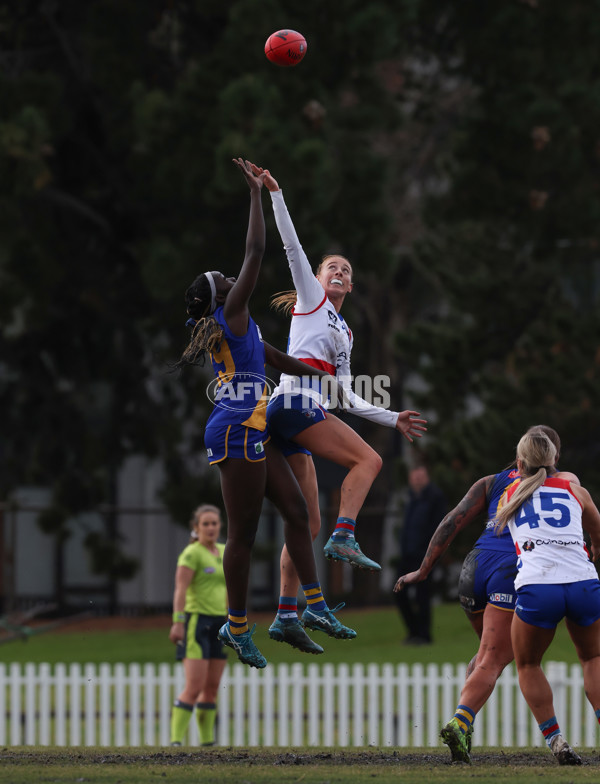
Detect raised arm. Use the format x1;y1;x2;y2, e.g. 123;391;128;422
393;475;495;592
249;163;325;312
223;158;266;336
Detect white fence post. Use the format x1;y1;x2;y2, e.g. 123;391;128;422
322;662;335;746
3;660;598;749
38;662;51;746
55;663;67;746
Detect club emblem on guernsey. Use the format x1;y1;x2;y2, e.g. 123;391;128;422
523;540;535;552
254;441;264;455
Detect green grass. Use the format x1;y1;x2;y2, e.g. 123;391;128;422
0;602;581;666
1;748;599;784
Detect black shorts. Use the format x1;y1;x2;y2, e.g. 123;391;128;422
175;613;228;661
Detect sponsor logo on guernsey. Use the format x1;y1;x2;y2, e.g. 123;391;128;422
523;538;581;549
254;441;264;455
206;448;213;457
204;567;216;574
206;372;276;412
327;310;340;331
490;592;513;604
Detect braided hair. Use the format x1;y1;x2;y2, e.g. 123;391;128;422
176;273;225;367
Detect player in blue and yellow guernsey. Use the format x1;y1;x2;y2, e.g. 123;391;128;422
169;505;227;746
394;425;576;763
175;158;355;669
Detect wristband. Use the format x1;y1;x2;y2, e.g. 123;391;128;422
172;611;186;623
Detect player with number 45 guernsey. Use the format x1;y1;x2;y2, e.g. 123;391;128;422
494;428;600;766
502;467;599;589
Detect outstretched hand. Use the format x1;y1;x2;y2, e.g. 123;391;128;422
249;161;280;192
233;157;266;191
395;410;428;442
393;570;424;593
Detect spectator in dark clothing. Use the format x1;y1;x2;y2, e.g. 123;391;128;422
395;464;447;644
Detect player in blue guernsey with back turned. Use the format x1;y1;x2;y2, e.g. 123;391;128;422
394;425;578;762
176;158;355;669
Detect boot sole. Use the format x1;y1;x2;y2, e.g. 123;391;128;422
324;551;381;571
301;621;356;640
268;629;323;654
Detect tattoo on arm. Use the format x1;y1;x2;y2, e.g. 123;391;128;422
417;476;494;575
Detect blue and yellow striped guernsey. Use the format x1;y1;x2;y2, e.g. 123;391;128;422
207;306;269;432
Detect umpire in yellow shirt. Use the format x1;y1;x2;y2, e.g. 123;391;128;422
169;504;227;746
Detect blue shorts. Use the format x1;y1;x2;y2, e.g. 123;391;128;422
458;548;518;614
515;579;600;629
266;393;327;458
204;423;269;464
176;613;228;661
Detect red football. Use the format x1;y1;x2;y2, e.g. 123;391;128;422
264;29;307;67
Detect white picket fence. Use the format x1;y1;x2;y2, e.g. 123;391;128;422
1;661;599;748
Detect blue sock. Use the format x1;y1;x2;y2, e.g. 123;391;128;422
277;596;298;623
539;716;560;747
596;708;600;724
453;704;476;735
302;582;327;612
332;517;356;539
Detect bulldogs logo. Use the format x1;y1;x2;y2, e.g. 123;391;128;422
522;540;535;552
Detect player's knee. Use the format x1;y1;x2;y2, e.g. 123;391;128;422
365;450;383;476
309;519;321;540
285;495;309;528
230;525;258;549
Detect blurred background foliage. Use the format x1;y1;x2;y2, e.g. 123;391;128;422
0;0;599;591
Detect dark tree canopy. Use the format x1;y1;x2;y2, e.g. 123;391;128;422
1;0;599;594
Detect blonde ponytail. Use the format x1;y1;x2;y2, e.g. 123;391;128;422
270;290;297;316
495;430;557;532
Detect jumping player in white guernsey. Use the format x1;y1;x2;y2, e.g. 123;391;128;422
249;162;426;649
495;428;600;766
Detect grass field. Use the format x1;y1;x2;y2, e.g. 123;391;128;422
1;748;600;784
0;602;582;666
0;605;596;782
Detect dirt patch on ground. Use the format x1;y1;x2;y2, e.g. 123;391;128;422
1;748;599;767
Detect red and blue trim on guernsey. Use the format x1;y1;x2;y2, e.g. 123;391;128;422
292;291;353;343
292;293;327;317
507;476;589;560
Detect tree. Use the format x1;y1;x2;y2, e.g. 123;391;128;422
0;1;431;604
398;0;600;531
